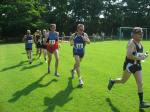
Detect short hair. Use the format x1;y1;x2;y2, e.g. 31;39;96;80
43;29;46;32
27;30;31;33
36;29;40;32
77;24;84;29
50;24;56;28
132;27;143;34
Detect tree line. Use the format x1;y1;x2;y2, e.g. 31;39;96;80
0;0;150;40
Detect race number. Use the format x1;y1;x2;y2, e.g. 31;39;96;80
76;44;83;49
49;40;55;45
28;40;32;43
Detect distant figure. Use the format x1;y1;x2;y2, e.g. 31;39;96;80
61;32;65;42
23;30;33;64
70;24;90;87
101;32;105;40
34;30;42;58
41;29;47;62
96;33;100;41
92;33;96;42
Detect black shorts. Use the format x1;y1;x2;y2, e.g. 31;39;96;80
26;48;32;51
123;62;142;74
36;43;42;48
41;44;47;49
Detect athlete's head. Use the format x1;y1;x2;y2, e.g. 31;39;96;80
43;29;46;35
27;30;31;35
50;24;56;32
36;29;40;34
77;24;84;34
39;30;42;34
132;27;143;42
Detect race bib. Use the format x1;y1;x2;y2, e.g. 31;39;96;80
76;44;83;49
49;40;55;45
28;40;32;43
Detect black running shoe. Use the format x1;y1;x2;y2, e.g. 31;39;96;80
55;72;60;77
108;79;114;90
48;67;50;73
139;102;150;109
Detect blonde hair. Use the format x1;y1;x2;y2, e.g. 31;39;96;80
27;30;31;34
77;24;84;29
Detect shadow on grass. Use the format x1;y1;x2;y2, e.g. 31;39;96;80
139;109;145;112
0;60;28;72
8;73;57;102
106;98;120;112
43;77;75;112
0;58;37;72
20;62;43;71
22;52;37;56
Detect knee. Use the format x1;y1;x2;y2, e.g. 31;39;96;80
75;62;80;67
121;79;127;84
55;57;59;62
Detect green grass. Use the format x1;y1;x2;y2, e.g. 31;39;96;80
0;41;150;112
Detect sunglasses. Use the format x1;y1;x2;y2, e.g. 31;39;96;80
79;29;84;31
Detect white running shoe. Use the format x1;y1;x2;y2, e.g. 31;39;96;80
79;79;84;87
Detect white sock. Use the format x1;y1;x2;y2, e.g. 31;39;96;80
78;77;82;80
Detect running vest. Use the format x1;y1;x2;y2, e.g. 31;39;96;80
25;35;32;48
36;35;41;43
47;32;58;45
125;40;143;64
73;33;86;54
41;35;45;45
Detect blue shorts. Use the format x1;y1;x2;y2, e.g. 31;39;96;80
25;44;32;51
73;48;84;58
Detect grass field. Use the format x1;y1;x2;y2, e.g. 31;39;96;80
0;41;150;112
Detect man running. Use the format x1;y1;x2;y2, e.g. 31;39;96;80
23;30;33;64
108;27;150;109
70;24;90;87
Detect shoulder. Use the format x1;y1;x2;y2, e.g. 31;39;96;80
70;33;76;40
127;39;136;49
72;33;77;38
128;39;134;46
72;33;76;36
55;31;59;35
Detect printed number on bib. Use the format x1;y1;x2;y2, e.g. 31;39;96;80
49;40;55;45
28;40;32;43
76;44;83;49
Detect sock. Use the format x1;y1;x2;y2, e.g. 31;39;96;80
138;92;143;104
111;80;115;84
78;77;82;80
